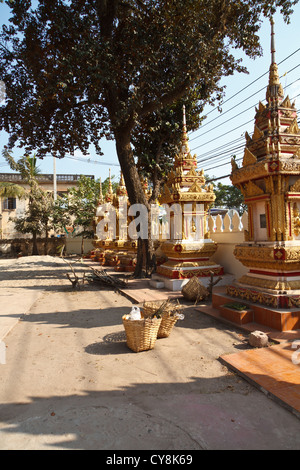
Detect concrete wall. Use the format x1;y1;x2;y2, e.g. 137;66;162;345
0;237;63;256
65;237;94;255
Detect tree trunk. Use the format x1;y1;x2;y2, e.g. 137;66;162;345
114;128;153;277
32;231;39;255
149;142;163;204
44;227;49;255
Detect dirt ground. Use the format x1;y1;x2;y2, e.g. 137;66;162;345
0;255;299;451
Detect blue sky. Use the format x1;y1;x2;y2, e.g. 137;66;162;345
0;2;299;185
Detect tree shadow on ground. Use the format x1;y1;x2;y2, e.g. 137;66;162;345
19;305;132;329
0;373;299;450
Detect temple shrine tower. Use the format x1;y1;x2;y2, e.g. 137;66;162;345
218;19;300;331
153;106;224;290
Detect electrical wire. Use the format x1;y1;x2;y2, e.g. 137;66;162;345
189;46;300;138
191;74;300;149
198;115;300;177
195;95;300;167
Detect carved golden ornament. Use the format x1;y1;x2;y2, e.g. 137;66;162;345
268;63;280;86
191;218;197;232
293;204;300;236
234;244;300;270
243;180;264;197
284;118;300;135
185;167;199;178
256;101;266;113
264;176;274;195
162;259;216;269
157;265;223;279
280;135;300;146
179;267;223;279
231;162;268;185
234;245;273;262
291;148;300;159
288;297;300;308
242;148;257;167
238;274;300;291
231;157;238;172
245;131;251;144
280;95;295;109
280;159;300;172
290;179;300;192
266;63;284;100
188;181;203;193
279;108;296;119
253;125;264;141
226;285;278;308
160;242;217;259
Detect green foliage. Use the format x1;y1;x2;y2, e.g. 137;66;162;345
224;302;247;311
133;95;203;199
213;182;246;214
5;151;55;252
0;0;297;267
0;0;297;162
11;183;54;237
3;148;40;183
53;174;117;238
0;181;26;198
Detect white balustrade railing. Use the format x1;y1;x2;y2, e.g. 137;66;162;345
207;210;248;234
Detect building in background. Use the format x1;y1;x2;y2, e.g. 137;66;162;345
0;173;94;239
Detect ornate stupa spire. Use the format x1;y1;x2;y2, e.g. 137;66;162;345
174;105;198;172
108;168;113;192
98;177;104;204
156;104;222;286
227;18;300;331
266;18;284;101
105;168;114;203
181;105;190;156
116;172;127;197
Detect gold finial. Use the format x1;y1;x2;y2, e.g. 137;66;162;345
108;168;113;193
270;17;275;64
266;18;284;101
181;105;190;155
105;168;114;202
117;171;127;196
120;172;125;186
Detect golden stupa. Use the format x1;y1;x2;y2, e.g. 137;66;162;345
215;19;300;331
153;106;224;290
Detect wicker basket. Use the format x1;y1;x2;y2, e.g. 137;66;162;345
142;300;182;338
122;314;162;352
181;276;209;302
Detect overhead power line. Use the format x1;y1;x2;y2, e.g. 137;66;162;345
197;115;300;175
190;69;300;147
42;154;120;167
196;96;300;166
189;46;300;137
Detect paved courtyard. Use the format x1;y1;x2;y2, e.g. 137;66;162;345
0;256;299;450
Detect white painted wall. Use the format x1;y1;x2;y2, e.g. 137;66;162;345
208;211;248;281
